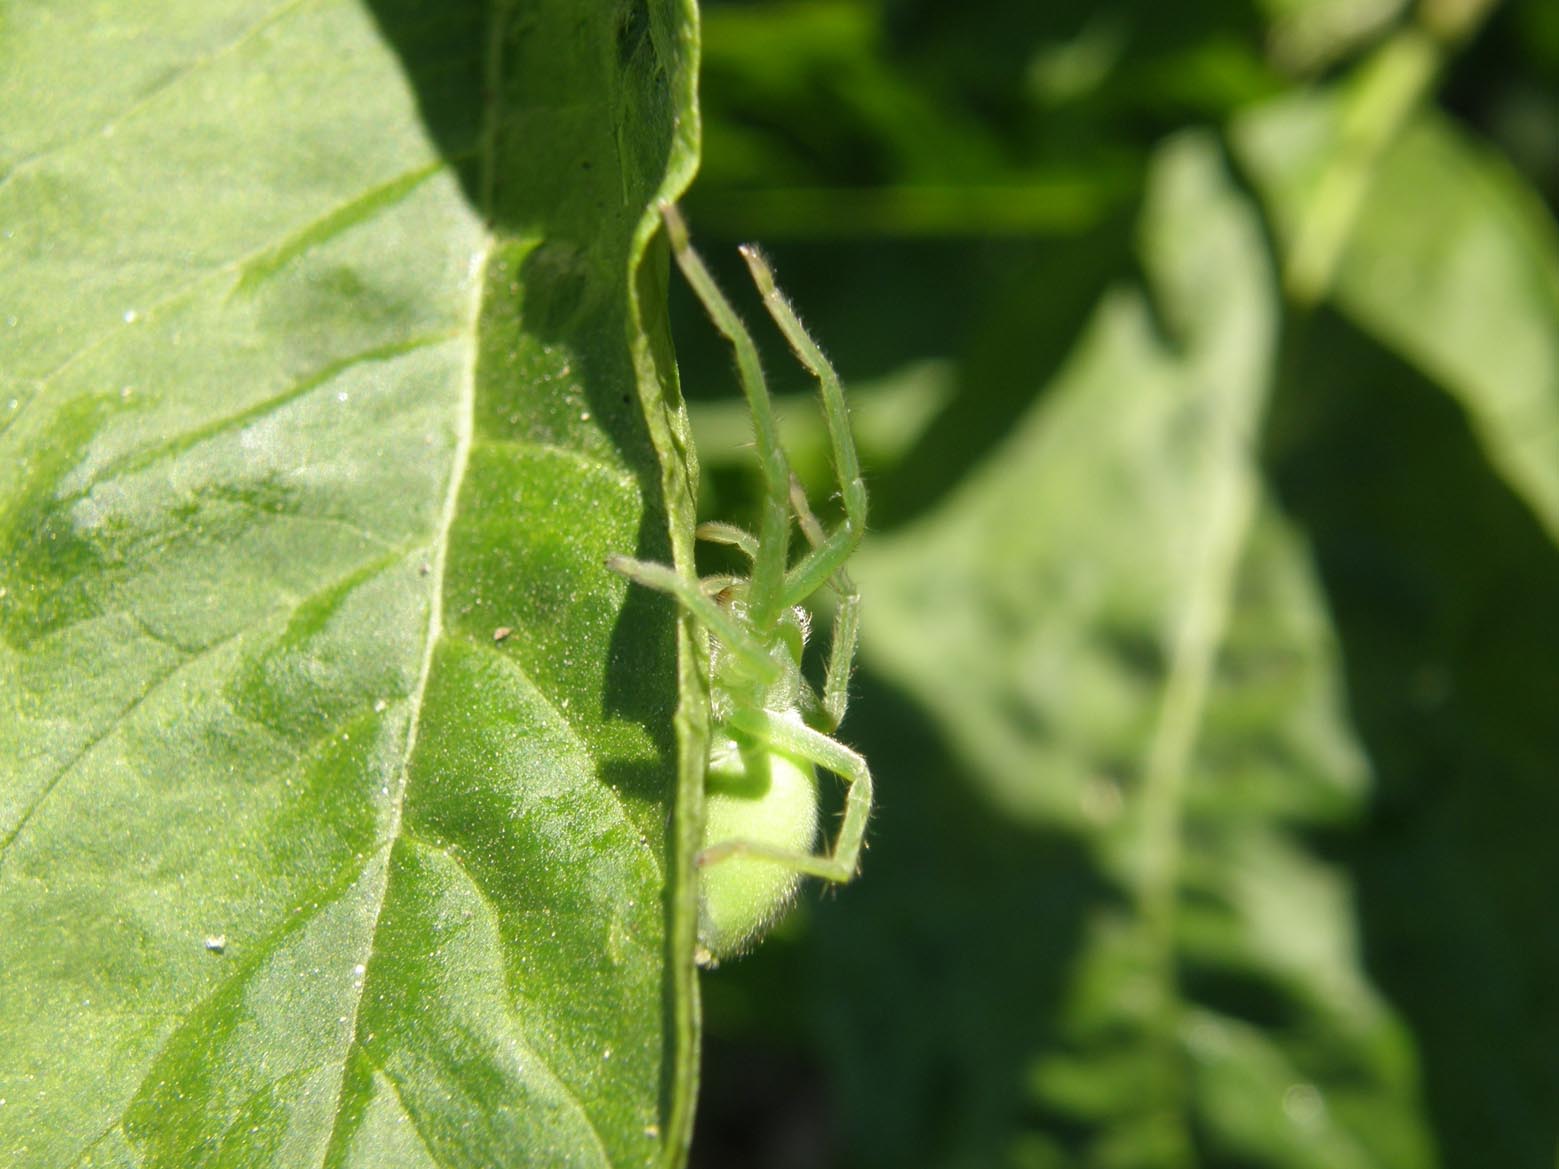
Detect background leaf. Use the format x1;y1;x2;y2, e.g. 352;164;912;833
680;2;1559;1168
0;2;700;1166
834;133;1430;1169
1232;73;1559;1167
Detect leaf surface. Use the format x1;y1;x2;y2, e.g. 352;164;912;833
0;3;699;1166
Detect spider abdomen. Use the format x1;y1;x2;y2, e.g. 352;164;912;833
696;733;820;961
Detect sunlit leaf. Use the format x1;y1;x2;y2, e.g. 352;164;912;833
0;3;700;1166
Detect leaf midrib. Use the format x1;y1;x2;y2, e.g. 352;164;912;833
309;2;504;1158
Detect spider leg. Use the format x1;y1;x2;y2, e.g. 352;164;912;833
606;554;780;687
788;476;858;732
698;709;873;884
738;245;867;611
662;204;792;631
817;590;859;732
695;521;758;561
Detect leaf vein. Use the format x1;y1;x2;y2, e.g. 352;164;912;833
0;625;241;867
392;835;617;1169
480;646;663;881
353;1047;444;1166
0;549;416;866
15;172;462;436
311;219;490;1166
59;330;465;498
232;160;456;294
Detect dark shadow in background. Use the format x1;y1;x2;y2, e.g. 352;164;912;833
871;217;1135;530
1268;310;1559;1169
677;0;1279;535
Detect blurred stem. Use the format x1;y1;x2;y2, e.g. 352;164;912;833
1136;416;1263;1169
1284;0;1498;304
1133;140;1282;1163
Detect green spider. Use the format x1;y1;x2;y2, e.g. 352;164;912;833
609;204;872;964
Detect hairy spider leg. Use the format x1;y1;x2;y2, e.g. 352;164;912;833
694;521;759;560
788;477;859;733
738;245;868;612
605;554;781;688
816;592;859;732
698;707;874;883
661;203;793;633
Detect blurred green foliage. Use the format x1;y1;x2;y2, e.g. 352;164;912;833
677;2;1559;1167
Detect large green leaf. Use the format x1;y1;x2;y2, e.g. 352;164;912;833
837;134;1433;1166
0;3;701;1166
